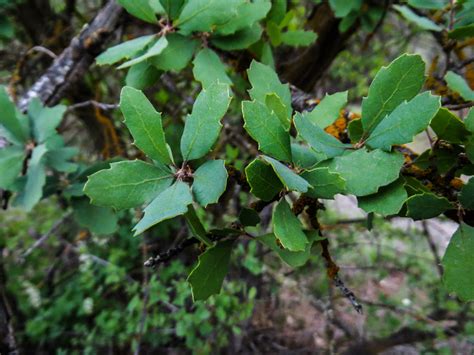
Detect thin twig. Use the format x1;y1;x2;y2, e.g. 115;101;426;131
333;275;363;314
421;221;443;278
444;102;474;110
21;212;72;259
26;46;57;59
425;130;434;149
455;57;474;70
67;100;119;112
144;237;200;268
134;246;150;355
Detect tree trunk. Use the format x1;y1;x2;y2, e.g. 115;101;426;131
279;2;359;91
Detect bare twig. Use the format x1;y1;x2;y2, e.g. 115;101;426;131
21;212;72;259
444;102;474;110
144;237;200;268
421;221;443;278
18;0;123;111
455;57;474;70
67;100;118;112
26;46;57;59
333;275;363;314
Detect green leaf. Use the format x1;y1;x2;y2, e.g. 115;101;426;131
96;35;156;66
150;33;198;71
245;158;283;201
272;198;308;251
294;112;348;159
192;48;232;88
306;91;347;128
28;99;67;143
242;100;291;162
0;146;24;189
176;0;243;34
125;62;161;90
45;147;78;173
262;155;311;193
265;93;290;129
322;148;404;196
180;82;231;161
280;30;318;47
133;181;193;236
266;0;287;24
247;60;292;117
361;54;425;136
393;5;442;31
362;7;384;32
192;160;228;207
215;0;271;35
405;192;452;220
465;108;474;132
260;42;275;68
339;10;358;32
188;239;235;301
159;0;186;19
150;0;166;14
302;167;346;199
84;160;174;210
72;198;118;235
329;0;362;17
120;86;172;164
442;223;474;301
366;92;440;150
449;24;474;40
466;110;474;163
0;86;28;144
430;108;471;144
291;144;320;169
347;119;363;142
445;71;474;101
266;20;281;46
358;179;407;216
407;0;446;10
459;177;474;210
184;205;213;246
467;138;474;163
0;14;13;39
403;176;431;195
14;144;48;211
117;0;158;23
238;208;260;227
414;147;460;175
257;231;322;267
117;37;168;69
211;24;263;51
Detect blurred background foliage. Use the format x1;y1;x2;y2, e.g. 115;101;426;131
2;197;473;353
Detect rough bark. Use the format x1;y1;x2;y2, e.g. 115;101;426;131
279;2;359;91
18;0;123;112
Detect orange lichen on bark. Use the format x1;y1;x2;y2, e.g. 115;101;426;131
455;46;474;89
450;177;464;190
93;106;123;158
324;111;349;139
